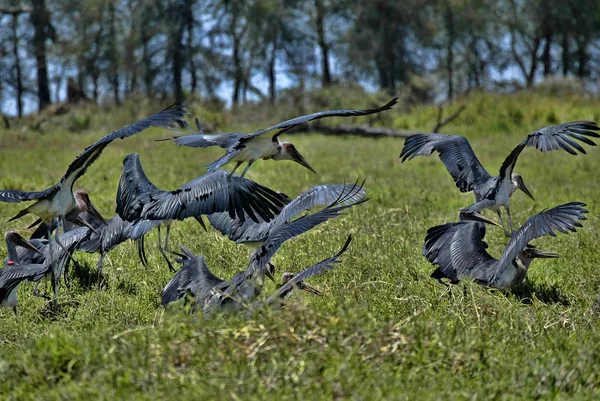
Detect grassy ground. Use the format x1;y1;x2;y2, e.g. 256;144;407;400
1;90;600;399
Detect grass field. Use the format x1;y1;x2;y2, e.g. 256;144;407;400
1;90;600;399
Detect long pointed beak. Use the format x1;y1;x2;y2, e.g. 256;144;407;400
298;281;323;296
86;200;107;226
194;215;208;232
13;234;43;255
459;210;501;227
519;180;535;201
73;215;100;235
293;153;317;174
532;248;561;259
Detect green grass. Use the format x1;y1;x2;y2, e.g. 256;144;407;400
1;90;600;399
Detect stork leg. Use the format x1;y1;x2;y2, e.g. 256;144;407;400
33;281;51;300
163;224;184;258
12;305;17;316
157;225;176;272
506;206;515;237
496;210;511;238
229;162;243;176
240;161;254;178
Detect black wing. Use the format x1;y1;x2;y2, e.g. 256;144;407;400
497;202;588;269
249;187;368;271
0;264;48;297
265;235;352;304
159;132;245;149
498;121;600;178
0;102;188;204
423;221;496;282
208;183;364;243
162;248;224;306
400;134;492;193
242;98;398;141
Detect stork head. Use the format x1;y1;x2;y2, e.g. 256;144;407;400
4;231;42;255
511;173;535;201
274;142;317;174
517;244;560;267
73;190;107;225
281;272;323;296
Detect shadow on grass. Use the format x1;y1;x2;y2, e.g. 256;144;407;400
70;259;104;290
509;280;571;306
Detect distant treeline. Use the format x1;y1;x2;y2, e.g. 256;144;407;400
1;0;599;116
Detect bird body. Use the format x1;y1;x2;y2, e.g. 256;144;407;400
423;202;587;288
0;102;187;230
401;122;599;235
160;98;398;176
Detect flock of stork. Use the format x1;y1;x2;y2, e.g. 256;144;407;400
0;98;598;317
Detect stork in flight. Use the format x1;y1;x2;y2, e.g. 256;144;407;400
159;98;398;177
0;102;188;241
400;121;599;236
422;202;588;289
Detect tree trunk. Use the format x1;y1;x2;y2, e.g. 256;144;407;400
542;33;552;76
268;43;276;103
185;0;197;94
30;0;52;111
315;0;331;87
576;37;587;78
561;33;569;76
445;2;454;101
11;14;23;117
108;3;120;104
172;4;185;101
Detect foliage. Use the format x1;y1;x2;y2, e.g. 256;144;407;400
0;91;600;398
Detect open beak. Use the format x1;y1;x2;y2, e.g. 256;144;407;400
518;180;535;201
293;153;317;174
459;210;501;227
298;282;323;296
86;199;107;226
532;248;561;259
13;233;43;255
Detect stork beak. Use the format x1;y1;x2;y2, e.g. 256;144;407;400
12;233;42;255
194;215;208;232
518;180;535;201
531;248;561;259
73;215;100;235
292;153;317;174
265;263;276;283
459;210;501;227
86;199;107;226
298;282;323;296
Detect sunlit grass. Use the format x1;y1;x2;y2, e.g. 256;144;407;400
1;90;600;399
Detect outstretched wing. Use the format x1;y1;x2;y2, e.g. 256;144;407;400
0;264;48;297
497;202;588;269
208;183;365;243
249;187;368;271
524;121;599;154
242;98;398;142
498;121;600;178
423;221;496;282
265;235;352;304
158;132;245;149
0;102;188;204
400;134;492;193
162;249;223;306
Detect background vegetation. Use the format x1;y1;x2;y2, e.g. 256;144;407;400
2;0;600;117
0;88;599;399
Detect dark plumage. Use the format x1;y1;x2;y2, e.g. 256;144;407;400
422;202;588;288
400;121;599;235
159;98;398;177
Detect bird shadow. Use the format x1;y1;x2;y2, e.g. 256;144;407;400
70;259;104;290
508;281;571;306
